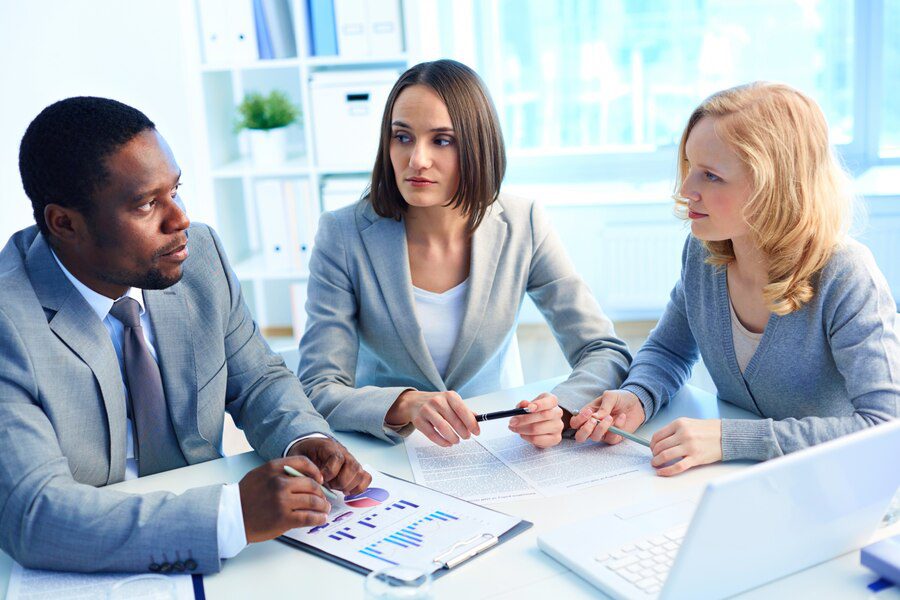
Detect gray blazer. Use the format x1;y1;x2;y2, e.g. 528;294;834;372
0;225;332;573
298;194;632;443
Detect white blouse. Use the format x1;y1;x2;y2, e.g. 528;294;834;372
412;279;523;387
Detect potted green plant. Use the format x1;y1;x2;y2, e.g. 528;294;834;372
235;90;300;166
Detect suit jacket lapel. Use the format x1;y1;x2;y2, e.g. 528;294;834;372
358;205;445;390
444;204;508;387
26;234;127;484
144;286;220;462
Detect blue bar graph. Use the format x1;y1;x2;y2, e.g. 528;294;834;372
400;500;419;508
359;549;397;565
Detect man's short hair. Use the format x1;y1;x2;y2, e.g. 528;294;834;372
19;96;156;236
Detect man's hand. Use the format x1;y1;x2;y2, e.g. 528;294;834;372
507;393;565;448
239;456;331;543
287;437;372;495
569;390;646;444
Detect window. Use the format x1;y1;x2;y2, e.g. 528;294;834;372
484;0;853;153
436;0;899;181
881;0;900;156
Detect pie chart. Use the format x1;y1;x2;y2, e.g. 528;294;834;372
344;487;389;508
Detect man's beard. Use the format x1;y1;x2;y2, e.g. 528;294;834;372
98;263;183;290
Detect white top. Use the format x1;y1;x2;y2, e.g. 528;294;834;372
413;279;470;378
729;299;763;374
412;279;524;388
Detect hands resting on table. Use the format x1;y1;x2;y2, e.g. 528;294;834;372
385;386;723;477
386;389;565;449
569;390;723;477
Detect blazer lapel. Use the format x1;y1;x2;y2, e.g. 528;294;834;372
26;234;127;484
358;206;445;390
144;286;220;462
444;204;508;387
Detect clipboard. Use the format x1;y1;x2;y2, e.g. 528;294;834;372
277;471;533;579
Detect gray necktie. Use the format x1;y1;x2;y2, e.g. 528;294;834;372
110;297;187;476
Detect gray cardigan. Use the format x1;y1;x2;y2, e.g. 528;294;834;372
622;236;900;461
298;195;632;443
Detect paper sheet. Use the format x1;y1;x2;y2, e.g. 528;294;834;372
405;419;653;500
281;469;521;573
404;422;539;504
6;562;195;600
478;427;654;496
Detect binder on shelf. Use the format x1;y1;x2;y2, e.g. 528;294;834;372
333;0;368;57
227;0;260;62
255;179;293;271
198;0;232;64
253;0;275;59
307;0;338;56
281;179;319;272
366;0;403;57
262;0;297;58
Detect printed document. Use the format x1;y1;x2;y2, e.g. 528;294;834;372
478;427;653;495
405;419;652;500
6;563;195;599
405;426;539;504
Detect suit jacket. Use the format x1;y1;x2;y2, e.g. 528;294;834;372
0;224;332;573
298;194;632;443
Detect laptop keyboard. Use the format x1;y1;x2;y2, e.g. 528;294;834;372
593;524;688;596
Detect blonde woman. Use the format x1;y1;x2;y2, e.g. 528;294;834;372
570;82;900;475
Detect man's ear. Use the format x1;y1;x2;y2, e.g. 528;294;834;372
44;204;89;245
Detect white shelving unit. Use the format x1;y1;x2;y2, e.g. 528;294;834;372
184;0;412;348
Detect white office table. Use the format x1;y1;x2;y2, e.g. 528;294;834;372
1;379;897;599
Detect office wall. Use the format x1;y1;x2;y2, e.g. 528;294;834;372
0;0;205;243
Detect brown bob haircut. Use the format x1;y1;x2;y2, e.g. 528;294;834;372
368;59;506;231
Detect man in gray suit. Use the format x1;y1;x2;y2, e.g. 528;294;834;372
0;97;371;573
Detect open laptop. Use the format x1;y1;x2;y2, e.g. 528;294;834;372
538;419;900;599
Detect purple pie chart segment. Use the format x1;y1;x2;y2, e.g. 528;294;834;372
344;487;389;508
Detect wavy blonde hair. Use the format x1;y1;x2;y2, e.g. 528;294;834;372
674;82;853;315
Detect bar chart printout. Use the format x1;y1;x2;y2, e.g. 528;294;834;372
281;470;521;573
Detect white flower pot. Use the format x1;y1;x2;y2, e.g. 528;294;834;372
248;127;288;166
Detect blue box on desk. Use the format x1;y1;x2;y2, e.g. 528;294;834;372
862;534;900;585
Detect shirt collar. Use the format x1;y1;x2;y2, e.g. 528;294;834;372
50;249;146;321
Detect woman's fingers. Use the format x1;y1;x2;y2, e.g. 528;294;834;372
521;433;562;449
447;392;480;436
412;403;456;446
587;414;614;442
510;411;564;436
569;405;596;430
655;454;694;477
651;446;687;468
601;413;629;445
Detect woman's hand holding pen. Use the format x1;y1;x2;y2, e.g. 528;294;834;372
507;393;565;448
569;390;646;444
387;390;480;447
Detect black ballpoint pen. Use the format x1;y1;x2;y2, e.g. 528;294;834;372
474;407;530;422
